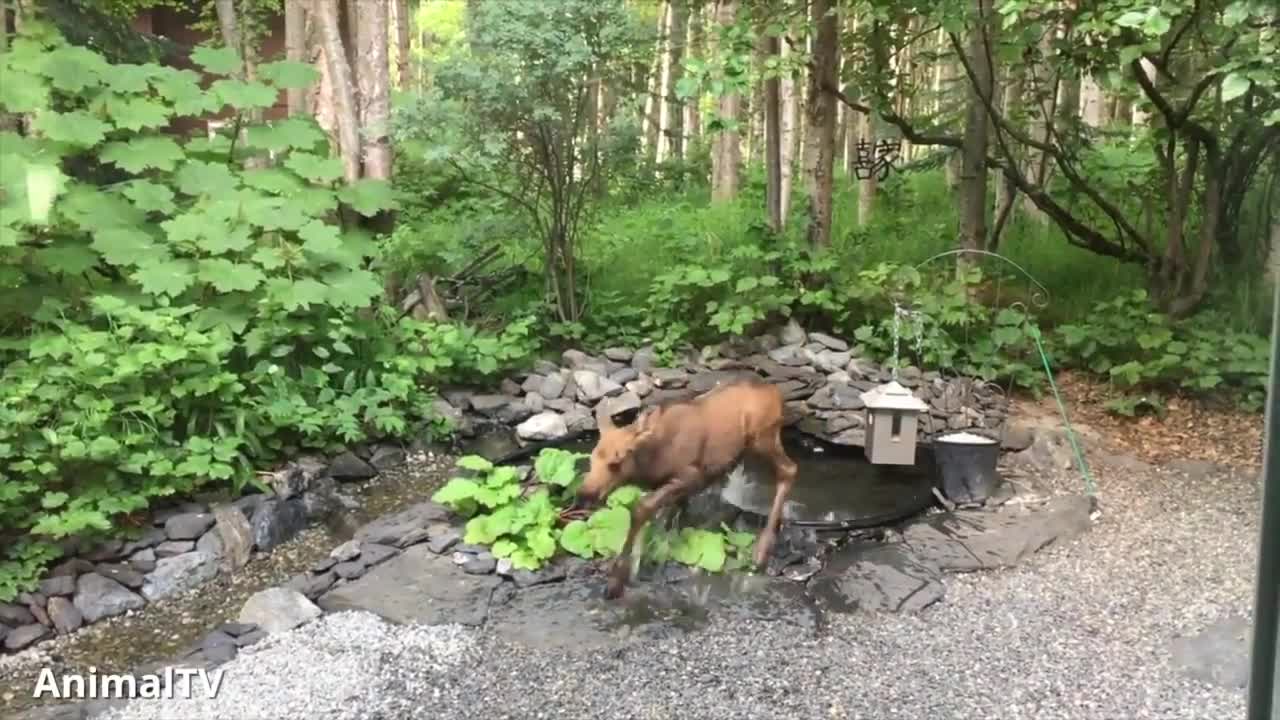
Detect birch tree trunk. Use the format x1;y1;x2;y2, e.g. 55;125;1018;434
780;25;799;224
355;1;392;181
644;3;668;165
686;1;704;145
762;32;782;232
667;0;688;164
803;0;838;247
285;0;308;115
710;0;741;203
314;0;362;183
393;0;413;90
857;111;876;227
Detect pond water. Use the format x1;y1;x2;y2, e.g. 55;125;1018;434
463;426;939;531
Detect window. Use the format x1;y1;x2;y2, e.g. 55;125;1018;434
890;412;902;440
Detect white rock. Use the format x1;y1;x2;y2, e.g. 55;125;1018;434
239;587;322;634
516;411;569;441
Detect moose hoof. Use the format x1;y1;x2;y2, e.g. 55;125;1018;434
604;577;626;600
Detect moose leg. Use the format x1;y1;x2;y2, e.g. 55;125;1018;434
750;425;799;569
606;468;705;600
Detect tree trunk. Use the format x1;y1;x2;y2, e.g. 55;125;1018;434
958;0;994;266
355;1;392;182
314;0;362;183
710;0;741;203
645;3;668;165
762;32;782;232
857;111;876;227
780;25;799;225
667;0;688;164
285;0;308;115
686;1;704;144
803;0;838;246
393;0;412;90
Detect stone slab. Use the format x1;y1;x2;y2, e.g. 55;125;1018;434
317;545;501;627
1168;615;1252;689
902;494;1092;572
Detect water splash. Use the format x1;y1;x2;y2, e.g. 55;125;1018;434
889;302;927;379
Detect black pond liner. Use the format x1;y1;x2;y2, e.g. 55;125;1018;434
460;423;940;532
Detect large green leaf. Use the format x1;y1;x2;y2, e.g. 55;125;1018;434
101;137;184;173
32;111;111;147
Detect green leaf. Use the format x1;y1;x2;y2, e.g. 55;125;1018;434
122;180;176;214
36;242;98;275
32;111;111;147
1223;1;1251;27
198;259;266;293
200;224;254;254
1115;10;1147;28
285;152;345;183
105;96;172;131
456;455;495;472
100;136;185;174
0;68;50;113
605;485;644;509
533;448;583;487
92;227;158;267
671;528;726;572
190;45;242;76
245;118;326;153
211;79;278;111
258;60;320;89
252;246;288;269
337;179;398;216
41;491;69;509
39;44;110;91
559;520;593;557
175;160;239;196
432;477;482;515
132;258;196;296
323;267;383;308
1221;73;1251;102
526;527;556;560
299;220;343;255
106;63;158;94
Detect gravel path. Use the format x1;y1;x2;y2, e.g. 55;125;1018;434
93;449;1259;720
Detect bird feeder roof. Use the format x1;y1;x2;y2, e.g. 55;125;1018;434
860;380;930;411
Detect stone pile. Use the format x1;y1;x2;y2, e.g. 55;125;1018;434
439;320;1013;449
0;444;410;656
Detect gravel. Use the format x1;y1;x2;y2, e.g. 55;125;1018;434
71;444;1270;720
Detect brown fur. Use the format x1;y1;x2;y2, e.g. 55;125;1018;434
580;379;798;600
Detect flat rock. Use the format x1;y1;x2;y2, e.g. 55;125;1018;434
201;630;238;665
354;501;449;546
902;495;1093;572
806;382;865;411
251;498;308;552
572;370;623;403
129;549;157;574
163;512;215;541
808;332;848;351
285;571;336;600
469;394;514;417
516;411;569;441
73;573;145;623
318;545;501;627
596;390;641;419
38;575;76;597
212;503;253;570
1169;615;1252;689
3;623;50;651
155;540;196;558
268;465;307;500
239;587;322;634
328;451;377;481
426;525;462;554
688;370;760;395
0;602;35;626
121;528;167;555
195;529;223;560
538;372;567;400
46;596;82;634
809;542;945;614
95;563;145;589
142;550;219;602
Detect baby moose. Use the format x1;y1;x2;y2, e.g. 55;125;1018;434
577;379;799;600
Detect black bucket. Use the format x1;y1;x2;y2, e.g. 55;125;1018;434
930;431;1001;504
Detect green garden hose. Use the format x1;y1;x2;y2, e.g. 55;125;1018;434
1030;328;1098;499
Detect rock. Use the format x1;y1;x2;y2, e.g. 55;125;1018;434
46;596;82;635
233;493;267;520
1169;616;1252;689
538;372;567;400
604;347;634;362
212;504;253;570
469;394;513;417
301;476;348;520
808;332;849;351
121;528;167;555
328;451;377;482
38;575;75;597
267;465;307;500
523;391;546;413
511;564;568;588
625;377;654;397
497;400;537;424
354;501;449;546
218;621;258;637
903;495;1093;571
333;561;366;580
426;525;462;555
142;551;218;602
73;573;145;623
129;548;157;574
560;348;593;369
609;367;639;385
251;498;308;552
330;539;362;562
829;428;867;446
545;397;575;413
4;623;50;651
82;539;127;562
462;554;497;575
196;528;224;560
810;542;944;613
312;556;338;572
500;377;523;396
234;629;267;647
520;374;545;394
562;407;595;434
48;558;95;578
0;602;35;626
846;357;879;379
430;398;473;436
775;378;818;402
688;370;760;395
201;630;238;665
360;543;398;568
572;370;622;403
778;319;807;345
649;368;689;388
631;347;659;371
395;527;432;549
285;571;336;600
163;512;215;541
239;587;322;634
597;390;642;419
1001;423;1035;451
825;413;863;434
807;382;866;411
516;411;569;441
317;545;502;627
20;592;50;627
95;563;145;589
810;348;852;374
768;344;809;367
